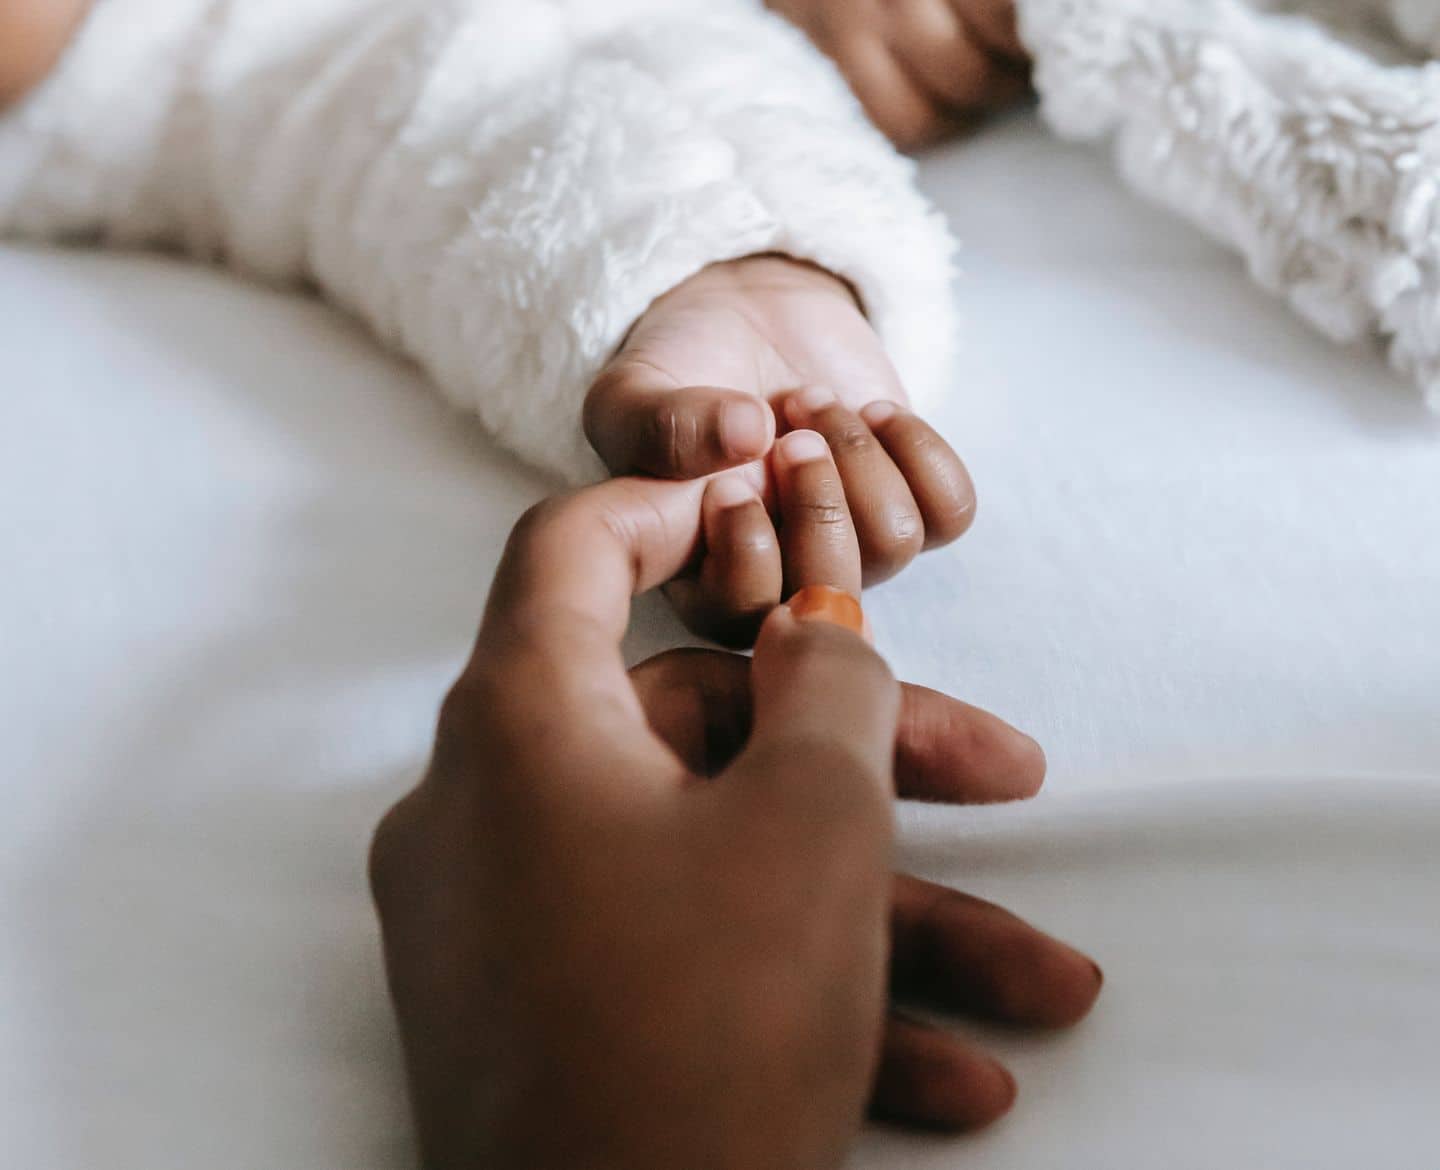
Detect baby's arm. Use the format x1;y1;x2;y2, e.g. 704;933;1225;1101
0;0;956;487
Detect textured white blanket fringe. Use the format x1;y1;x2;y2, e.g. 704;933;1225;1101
0;0;956;483
1021;0;1440;404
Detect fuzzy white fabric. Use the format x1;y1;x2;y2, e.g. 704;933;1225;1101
0;0;956;483
1020;0;1440;404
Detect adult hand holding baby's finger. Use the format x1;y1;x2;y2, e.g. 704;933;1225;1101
370;473;1100;1169
372;474;900;1169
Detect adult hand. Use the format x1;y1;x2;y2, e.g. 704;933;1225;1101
370;468;1101;1170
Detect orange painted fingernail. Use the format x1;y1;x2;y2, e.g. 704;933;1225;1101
787;585;867;637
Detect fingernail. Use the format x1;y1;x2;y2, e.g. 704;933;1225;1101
707;473;754;510
1089;960;1105;988
721;400;771;459
778;429;829;465
785;385;837;427
787;585;866;637
860;400;899;426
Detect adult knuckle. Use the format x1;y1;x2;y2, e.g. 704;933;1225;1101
597;478;676;566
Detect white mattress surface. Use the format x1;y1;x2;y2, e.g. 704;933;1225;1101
3;114;1438;1167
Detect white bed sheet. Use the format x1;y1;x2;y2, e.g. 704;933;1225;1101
3;113;1438;1168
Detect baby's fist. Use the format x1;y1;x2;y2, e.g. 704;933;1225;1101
584;255;975;645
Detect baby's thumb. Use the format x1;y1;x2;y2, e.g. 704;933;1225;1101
725;587;900;835
584;369;774;479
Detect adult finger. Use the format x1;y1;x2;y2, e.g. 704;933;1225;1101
861;402;976;548
785;387;923;586
584;366;774;478
895;684;1046;803
870;1012;1017;1132
724;592;899;831
632;650;1044;803
773;430;863;598
890;875;1104;1028
454;477;712;786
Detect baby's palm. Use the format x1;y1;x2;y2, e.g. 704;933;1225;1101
585;254;907;481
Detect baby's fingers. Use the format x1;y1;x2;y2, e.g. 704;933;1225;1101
773;430;863;598
664;475;782;647
785;387;924;586
861;402;976;549
584;373;774;479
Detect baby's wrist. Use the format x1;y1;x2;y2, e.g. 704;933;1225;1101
690;253;864;313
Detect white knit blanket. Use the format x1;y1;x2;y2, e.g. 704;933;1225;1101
1021;0;1440;403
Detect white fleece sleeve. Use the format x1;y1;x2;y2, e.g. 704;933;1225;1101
0;0;957;483
1020;0;1440;408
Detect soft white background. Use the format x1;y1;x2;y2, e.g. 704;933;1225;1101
3;113;1438;1168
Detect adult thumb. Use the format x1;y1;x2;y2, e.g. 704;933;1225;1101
726;587;901;831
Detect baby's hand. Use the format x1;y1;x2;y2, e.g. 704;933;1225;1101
584;255;974;645
766;0;1030;148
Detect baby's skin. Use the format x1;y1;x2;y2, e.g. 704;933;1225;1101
768;0;1031;148
0;0;88;105
585;255;976;644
